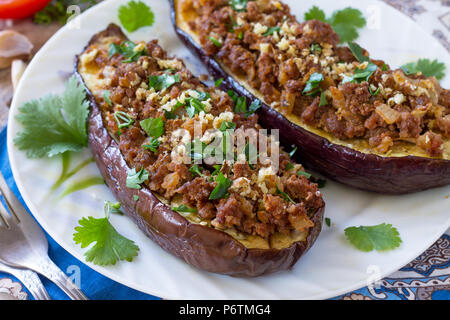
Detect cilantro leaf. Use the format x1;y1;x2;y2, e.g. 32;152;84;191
108;41;147;63
209;172;232;200
319;91;328;106
208;36;222;47
14;75;89;158
104;200;123;216
303;72;324;95
73;216;139;266
230;0;248;12
348;42;370;62
143;137;160;153
344;223;402;252
304;6;326;22
171;204;197;213
263;26;281;37
342;62;377;84
276;185;295;204
118;0;155;32
297;170;312;179
400;58;446;80
325;217;331;227
140;117;164;138
189;164;203;177
328;8;366;43
148;73;181;91
304;6;366;43
126;168;149;189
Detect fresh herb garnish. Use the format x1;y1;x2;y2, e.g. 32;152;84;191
185;97;206;118
148;73;181;91
108;41;147;63
209;172;233;200
219;121;237;132
103;90;112;106
215;78;224;87
297;170;312;179
14;75;89;158
126;168;149;189
310;43;322;54
228;91;260;117
143;137;160;153
262;26;280;37
342;63;377;84
230;0;248;12
348;42;370;62
73;214;139;266
285;162;294;171
114;111;134;135
304;6;366;43
104;200;123;216
303;73;324;96
208;36;222;47
369;86;380;96
319;91;328;106
344;223;402;252
34;0;99;25
171;204;197;213
189;164;203;177
133;195;139;201
276;185;295;204
140;117;164;138
325;217;331;227
188;139;208;161
400;58;446;80
211;165;222;176
289;147;297;158
118;0;155;32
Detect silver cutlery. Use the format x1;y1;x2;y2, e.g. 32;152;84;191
0;261;50;300
0;172;87;300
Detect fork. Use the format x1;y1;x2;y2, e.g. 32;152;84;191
0;172;88;300
0;261;51;300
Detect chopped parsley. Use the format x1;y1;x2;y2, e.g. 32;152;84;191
215;78;224;87
228;91;261;117
342;63;377;84
118;0;155;32
348;42;370;62
230;0;249;12
103;90;112;106
126;168;149;189
114;111;134;135
262;26;280;37
108;41;147;63
276;185;295;204
303;73;324;96
208;36;222;47
319;91;328;106
325;217;331;227
344;223;402;252
304;6;366;43
143;137;160;153
73;214;139;266
14;75;89;158
148;73;181;91
140;117;164;138
310;43;322;54
189;164;203;177
171;204;197;214
219;121;237;132
104;200;123;216
297;170;312;179
285;162;294;171
209;172;233;200
400;58;446;80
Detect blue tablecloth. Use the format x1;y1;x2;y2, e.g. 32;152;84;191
0;127;160;300
0;126;448;300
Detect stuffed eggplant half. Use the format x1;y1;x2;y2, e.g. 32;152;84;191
171;0;450;194
75;24;324;277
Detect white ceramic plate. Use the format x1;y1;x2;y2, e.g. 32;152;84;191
7;0;450;299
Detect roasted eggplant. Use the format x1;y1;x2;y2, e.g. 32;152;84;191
171;0;450;194
75;24;324;277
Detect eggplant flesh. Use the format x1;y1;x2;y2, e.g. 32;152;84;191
75;24;325;277
171;0;450;194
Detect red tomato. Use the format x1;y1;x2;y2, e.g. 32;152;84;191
0;0;52;19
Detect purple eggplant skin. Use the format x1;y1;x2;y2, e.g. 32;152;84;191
74;24;325;277
170;0;450;194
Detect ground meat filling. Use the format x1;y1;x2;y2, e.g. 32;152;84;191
79;31;324;241
186;0;450;157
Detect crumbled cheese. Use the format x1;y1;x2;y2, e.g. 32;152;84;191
260;43;270;54
102;65;115;79
257;166;276;194
171;145;188;164
133;42;146;53
171;129;191;146
135;88;147;100
393;93;406;105
200;129;221;144
229;177;252;197
253;23;268;35
157;59;182;70
213;111;234;129
277;37;290;51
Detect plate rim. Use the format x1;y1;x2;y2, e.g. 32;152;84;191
6;0;450;300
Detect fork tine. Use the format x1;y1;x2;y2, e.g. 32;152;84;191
0;172;20;223
0;198;11;228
